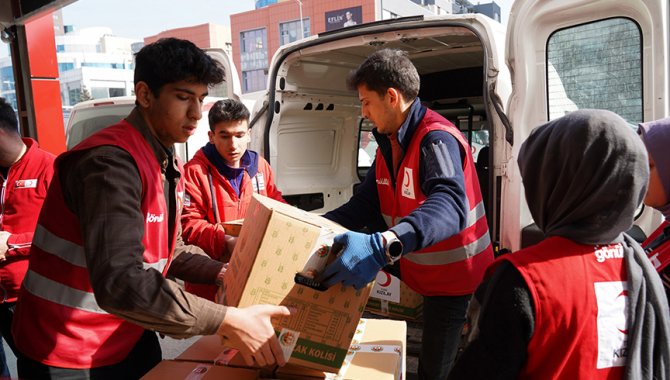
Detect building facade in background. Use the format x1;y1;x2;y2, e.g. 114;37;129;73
231;0;500;93
144;23;232;58
56;27;140;107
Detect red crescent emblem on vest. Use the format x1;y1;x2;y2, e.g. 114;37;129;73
403;174;410;187
616;290;628;334
378;271;392;287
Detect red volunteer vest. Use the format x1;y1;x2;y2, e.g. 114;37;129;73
12;121;182;368
643;221;670;271
496;236;627;379
643;221;670;289
376;108;494;296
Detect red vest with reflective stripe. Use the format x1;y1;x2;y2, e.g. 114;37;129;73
643;221;670;289
643;221;670;271
496;237;627;379
376;109;494;296
12;121;181;368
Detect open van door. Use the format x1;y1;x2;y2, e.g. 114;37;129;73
502;0;669;251
251;15;512;249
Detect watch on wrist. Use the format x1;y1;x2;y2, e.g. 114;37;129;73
382;231;403;264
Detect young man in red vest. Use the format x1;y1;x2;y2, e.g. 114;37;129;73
639;117;670;302
11;38;290;379
319;48;494;379
449;110;670;379
181;98;285;300
0;97;55;378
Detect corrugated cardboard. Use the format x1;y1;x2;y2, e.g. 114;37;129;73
175;335;274;377
222;219;244;237
141;360;259;379
276;318;406;380
223;194;373;373
175;335;247;366
366;271;423;320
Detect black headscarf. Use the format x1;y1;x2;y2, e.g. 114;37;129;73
518;109;670;379
518;109;648;244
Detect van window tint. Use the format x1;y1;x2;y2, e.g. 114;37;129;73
547;18;642;123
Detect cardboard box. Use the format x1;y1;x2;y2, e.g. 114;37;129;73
365;271;423;320
176;335;250;366
223;194;373;373
276;318;406;380
175;335;275;377
222;219;244;237
141;360;259;379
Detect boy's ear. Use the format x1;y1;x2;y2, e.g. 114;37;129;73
135;82;152;108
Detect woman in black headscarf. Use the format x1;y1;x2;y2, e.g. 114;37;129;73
449;110;670;380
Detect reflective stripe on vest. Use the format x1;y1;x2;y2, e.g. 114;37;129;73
33;224;169;273
404;231;491;265
22;269;108;314
382;199;486;237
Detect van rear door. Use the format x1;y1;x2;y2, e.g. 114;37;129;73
502;0;668;251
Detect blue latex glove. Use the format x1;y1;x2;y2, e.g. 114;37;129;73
318;231;386;290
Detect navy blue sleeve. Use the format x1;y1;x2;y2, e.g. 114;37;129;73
323;162;385;231
390;130;468;253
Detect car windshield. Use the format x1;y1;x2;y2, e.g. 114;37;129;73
66;104;133;149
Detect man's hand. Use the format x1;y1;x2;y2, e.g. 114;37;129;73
317;231;386;290
0;231;9;261
217;305;292;367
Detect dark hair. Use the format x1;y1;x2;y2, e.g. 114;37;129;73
208;98;250;131
0;97;18;134
134;38;225;97
346;48;420;101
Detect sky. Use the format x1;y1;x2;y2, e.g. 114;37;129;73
0;0;513;57
59;0;514;40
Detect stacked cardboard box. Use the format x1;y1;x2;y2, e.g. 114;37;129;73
141;360;259;379
172;318;407;380
276;318;407;379
365;271;423;320
222;194;373;373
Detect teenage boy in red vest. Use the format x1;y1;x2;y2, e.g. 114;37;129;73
0;97;55;378
449;110;670;379
319;48;494;379
181;98;285;300
11;38;290;379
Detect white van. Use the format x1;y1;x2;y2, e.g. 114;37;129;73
65;95;224;161
64;48;251;162
248;0;668;252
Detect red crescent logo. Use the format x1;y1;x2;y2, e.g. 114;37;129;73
403;174;410;187
616;290;629;334
378;272;392;287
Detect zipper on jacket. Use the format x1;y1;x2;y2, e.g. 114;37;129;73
0;171;8;227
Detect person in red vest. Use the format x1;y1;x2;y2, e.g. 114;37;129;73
639;117;670;302
319;48;494;379
11;38;290;379
449;109;670;379
0;97;55;379
181;98;285;300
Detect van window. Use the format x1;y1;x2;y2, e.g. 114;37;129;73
66;104;132;149
547;18;642;123
357;119;378;179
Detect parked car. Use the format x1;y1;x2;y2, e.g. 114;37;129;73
248;0;668;252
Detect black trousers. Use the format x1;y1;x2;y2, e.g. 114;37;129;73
17;329;161;380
